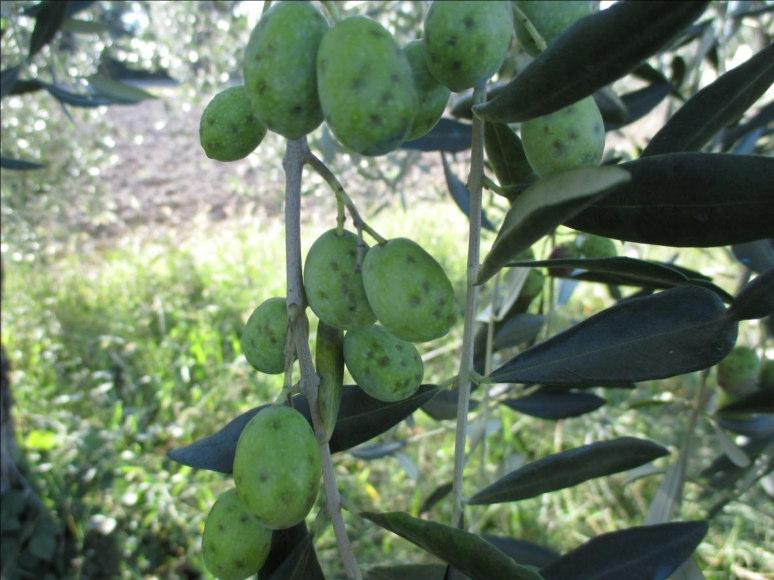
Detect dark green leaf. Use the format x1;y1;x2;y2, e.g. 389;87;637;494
450;82;508;120
420;481;453;513
362;512;542;580
482;535;560;569
483;122;535;192
441;153;495;232
566;153;774;247
87;75;157;104
716;415;774;438
315;321;343;441
422;388;479;421
502;389;605;420
259;523;317;580
167;386;438;472
0;157;46;170
644;44;774;156
732;240;774;274
722;101;773;150
350;441;406;460
606;79;673;131
366;564;447;580
541;521;708;580
401;119;471;153
490;286;737;386
28;1;68;59
729;269;774;321
719;389;774;416
469;437;668;504
478;166;630;284
1;65;21;98
494;314;546;350
266;534;324;580
671;56;687;89
475;2;708;123
45;83;113;107
9;78;46;96
510;257;731;303
594;88;628;126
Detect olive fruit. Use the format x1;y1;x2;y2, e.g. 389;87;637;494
423;1;513;92
717;346;761;398
202;489;272;580
547;241;582;277
344;325;423;402
363;238;456;342
580;234;617;259
521;96;605;177
241;297;288;374
304;229;376;330
403;39;450;141
514;0;594;56
233;406;321;529
199;86;267;162
317;17;417;155
243;1;329;139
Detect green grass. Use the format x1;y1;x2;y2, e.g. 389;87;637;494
2;202;771;578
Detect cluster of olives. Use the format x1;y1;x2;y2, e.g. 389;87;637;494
199;0;603;173
246;230;456;402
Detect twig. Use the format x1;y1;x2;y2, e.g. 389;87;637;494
304;152;387;245
479;271;501;480
283;138;362;580
451;84;486;529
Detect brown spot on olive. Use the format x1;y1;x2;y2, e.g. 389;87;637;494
594;123;603;134
452;60;462;71
447;35;458;47
476;41;486;53
348;249;357;258
568;130;578;140
422;280;430;292
395;343;404;351
369;28;384;38
207;117;215;126
365;350;374;359
406;254;417;263
291;104;303;115
369;114;383;125
218;523;225;532
319;58;327;72
552;140;565;153
390;73;400;84
330;261;340;272
239;515;248;523
463;15;475;29
378;356;390;367
319;290;329;299
409;294;421;306
235;559;245;568
348;304;356;312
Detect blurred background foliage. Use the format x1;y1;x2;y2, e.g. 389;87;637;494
1;0;772;578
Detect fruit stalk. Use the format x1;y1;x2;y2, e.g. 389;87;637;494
283;138;362;580
451;84;486;529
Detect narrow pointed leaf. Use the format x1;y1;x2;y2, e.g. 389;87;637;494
45;83;113;108
722;101;774;150
167;385;438;472
420;481;453;513
717;389;774;415
315;321;344;441
1;157;46;170
469;437;668;504
450;82;508;120
494;314;546;350
441;153;495;231
259;524;322;580
362;512;542;580
401;118;471;152
266;534;324;580
475;1;708;123
594;88;628;126
28;1;68;59
1;66;21;99
483;122;535;191
540;521;708;580
366;564;447;580
643;44;774;156
606;79;673;131
731;239;774;274
502;389;605;420
422;388;479;421
87;75;157;104
490;286;737;386
482;535;560;569
478;166;631;284
350;441;406;460
566;153;774;247
728;269;774;321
